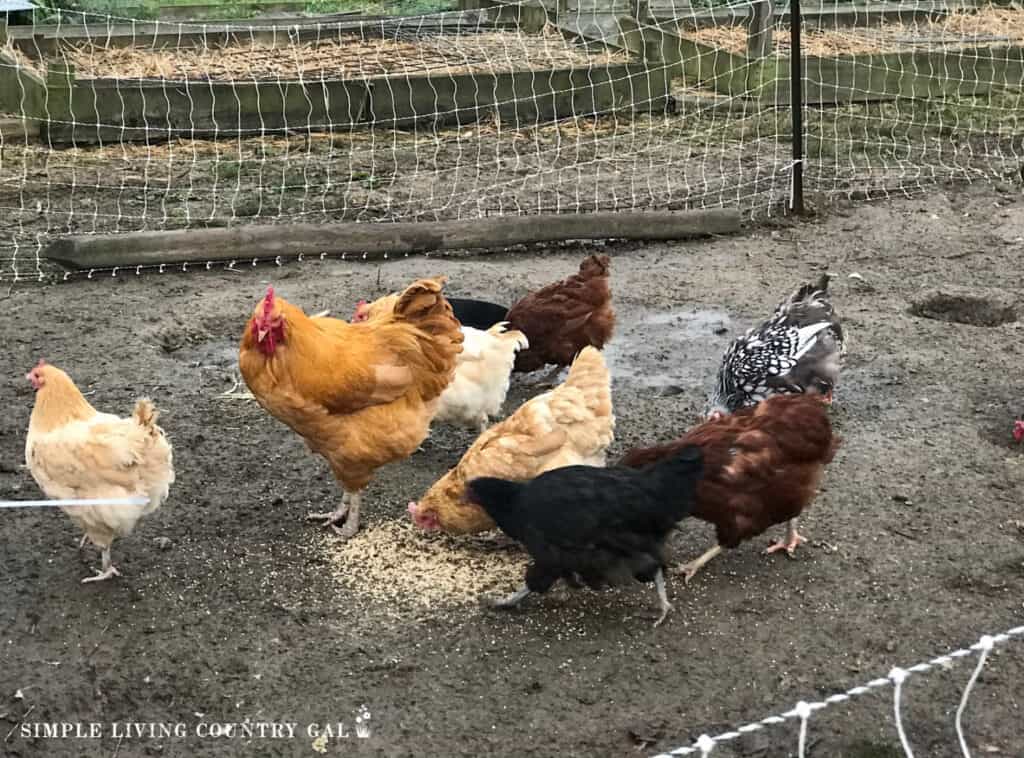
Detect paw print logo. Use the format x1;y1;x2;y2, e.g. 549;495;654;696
355;705;372;739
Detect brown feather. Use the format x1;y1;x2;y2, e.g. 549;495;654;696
619;394;839;550
507;254;615;372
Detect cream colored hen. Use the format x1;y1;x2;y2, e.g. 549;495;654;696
24;361;174;583
408;346;614;534
433;322;528;433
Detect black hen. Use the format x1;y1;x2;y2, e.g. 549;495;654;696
465;447;703;627
448;298;509;330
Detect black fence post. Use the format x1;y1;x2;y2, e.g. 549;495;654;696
789;0;804;214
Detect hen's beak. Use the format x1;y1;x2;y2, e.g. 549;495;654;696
257;328;269;342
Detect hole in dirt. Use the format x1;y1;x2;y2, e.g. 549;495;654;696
910;292;1017;327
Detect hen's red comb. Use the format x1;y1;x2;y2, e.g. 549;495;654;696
262;286;276;316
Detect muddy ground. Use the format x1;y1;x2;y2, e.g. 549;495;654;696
1;183;1022;758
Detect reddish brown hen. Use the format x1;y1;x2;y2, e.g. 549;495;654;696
506;254;615;374
619;394;840;582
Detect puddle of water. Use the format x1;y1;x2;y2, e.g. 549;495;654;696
603;307;734;391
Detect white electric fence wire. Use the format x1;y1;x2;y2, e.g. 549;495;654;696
652;624;1024;758
0;497;150;508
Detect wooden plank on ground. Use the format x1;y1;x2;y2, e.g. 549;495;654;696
43;209;743;269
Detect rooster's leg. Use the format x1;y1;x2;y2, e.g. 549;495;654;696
81;547;121;584
765;519;807;557
331;492;361;540
77;534;89;549
487;585;531;609
673;544;723;583
477;415;489;435
306;492;350;525
652;568;673;628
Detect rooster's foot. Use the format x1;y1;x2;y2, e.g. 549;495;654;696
309;494;361;541
765;531;807;558
306;505;348;526
81;565;121;584
330;519;360;541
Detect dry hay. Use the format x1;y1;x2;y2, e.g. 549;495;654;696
684;6;1024;57
330;518;528;611
55;30;629;81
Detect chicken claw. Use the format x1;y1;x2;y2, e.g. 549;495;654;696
765;520;807;557
81;548;121;583
81;566;121;584
673;544;723;583
308;492;362;541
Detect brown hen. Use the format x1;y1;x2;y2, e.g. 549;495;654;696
506;254;615;375
619;394;840;581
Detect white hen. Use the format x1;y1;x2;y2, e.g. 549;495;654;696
433;323;528;432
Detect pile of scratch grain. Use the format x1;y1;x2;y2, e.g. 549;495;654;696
330;518;527;611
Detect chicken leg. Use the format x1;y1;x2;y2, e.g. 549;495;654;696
81;547;121;584
673;544;723;583
652;568;673;628
307;491;362;540
765;519;807;557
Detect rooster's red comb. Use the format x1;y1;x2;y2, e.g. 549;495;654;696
262;286;276;316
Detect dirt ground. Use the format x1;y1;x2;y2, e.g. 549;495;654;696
1;184;1022;758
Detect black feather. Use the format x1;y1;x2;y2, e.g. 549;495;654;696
448;298;510;330
466;448;703;597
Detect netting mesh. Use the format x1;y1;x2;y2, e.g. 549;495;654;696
0;1;1021;280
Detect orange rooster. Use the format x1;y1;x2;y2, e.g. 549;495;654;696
619;394;840;582
239;278;463;539
24;361;175;583
506;254;615;375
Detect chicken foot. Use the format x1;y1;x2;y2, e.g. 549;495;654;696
673;544;723;583
306;491;362;540
486;585;532;609
765;519;807;557
81;547;121;584
652;568;673;628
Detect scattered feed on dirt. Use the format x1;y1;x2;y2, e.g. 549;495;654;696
685;7;1024;57
47;29;629;81
331;518;527;611
909;289;1018;327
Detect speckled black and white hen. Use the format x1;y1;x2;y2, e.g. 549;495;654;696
708;274;844;418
